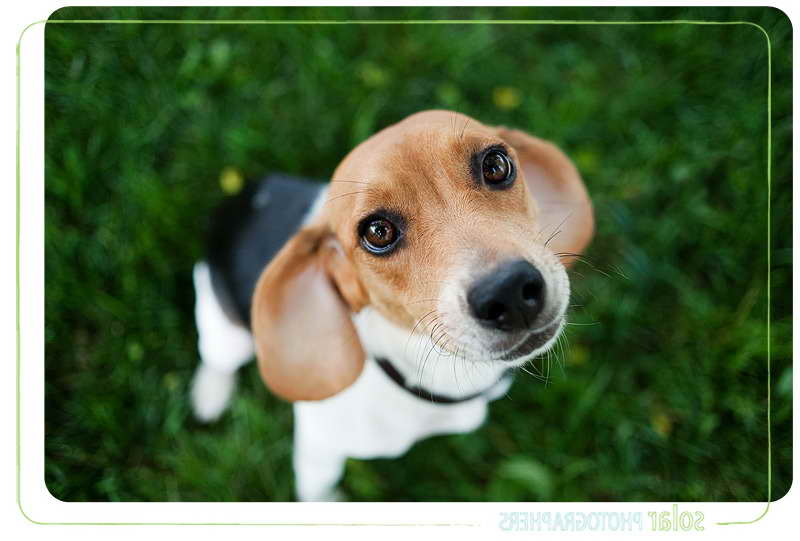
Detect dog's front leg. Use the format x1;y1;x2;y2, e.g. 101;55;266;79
293;443;346;502
292;403;347;501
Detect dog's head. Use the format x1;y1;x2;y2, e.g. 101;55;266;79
252;110;593;401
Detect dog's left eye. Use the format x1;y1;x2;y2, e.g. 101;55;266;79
482;149;514;186
360;215;401;255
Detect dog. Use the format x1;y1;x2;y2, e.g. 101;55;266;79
190;110;594;501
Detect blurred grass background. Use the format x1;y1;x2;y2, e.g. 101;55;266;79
44;6;791;502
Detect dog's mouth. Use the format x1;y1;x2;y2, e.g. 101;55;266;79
495;317;564;362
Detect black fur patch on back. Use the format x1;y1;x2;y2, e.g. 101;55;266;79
206;174;324;327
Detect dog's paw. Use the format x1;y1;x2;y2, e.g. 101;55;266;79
190;364;236;423
297;487;347;502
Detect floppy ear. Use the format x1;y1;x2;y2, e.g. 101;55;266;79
495;127;594;265
251;224;367;401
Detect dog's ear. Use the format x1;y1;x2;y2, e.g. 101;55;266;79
494;127;594;264
251;223;367;401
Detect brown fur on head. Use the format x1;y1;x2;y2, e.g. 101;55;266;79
252;110;593;401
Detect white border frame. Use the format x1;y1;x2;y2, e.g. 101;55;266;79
11;2;797;536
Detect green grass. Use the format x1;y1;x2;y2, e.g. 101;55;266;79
43;6;792;502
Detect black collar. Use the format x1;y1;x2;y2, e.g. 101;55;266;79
375;357;512;405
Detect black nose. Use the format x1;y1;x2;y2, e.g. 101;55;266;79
467;259;546;332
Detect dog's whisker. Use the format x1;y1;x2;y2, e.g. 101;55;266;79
527;360;546;379
417;319;443;381
560;331;571;377
429;324;450;358
517;363;549;383
544;229;563;248
459;117;471;141
554;252;617;281
324;190;371;204
453;327;491;360
554;251;588;260
404;309;439;358
542;211;575;248
407;309;439;336
416;310;442;370
429;352;446;399
424;339;444;398
418;327;445;389
554;251;582;266
554;332;567;378
425;314;486;360
411;317;492;394
543;350;551;386
607;263;630;281
516;363;542;381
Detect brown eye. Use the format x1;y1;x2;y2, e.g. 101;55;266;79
361;217;398;254
482;149;513;186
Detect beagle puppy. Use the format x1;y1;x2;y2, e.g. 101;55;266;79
191;110;593;501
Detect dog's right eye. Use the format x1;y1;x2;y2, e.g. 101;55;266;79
359;215;402;255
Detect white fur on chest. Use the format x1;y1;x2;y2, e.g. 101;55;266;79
294;307;510;461
294;359;490;460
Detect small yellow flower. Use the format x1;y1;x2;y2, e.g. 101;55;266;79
358;62;388;88
493;86;521;110
651;411;674;438
220;166;244;195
